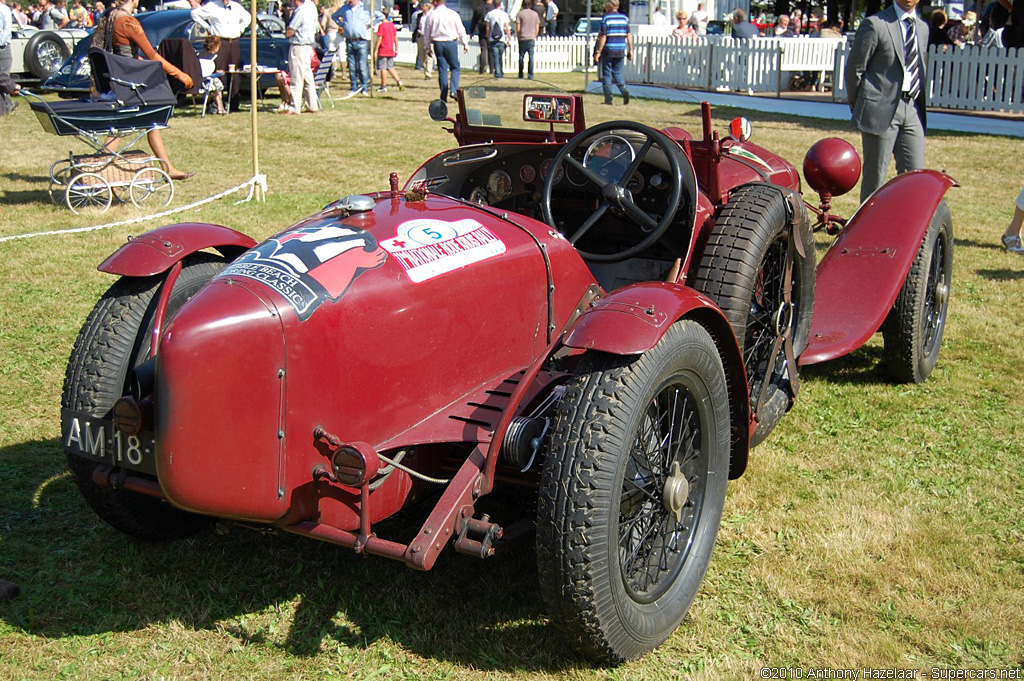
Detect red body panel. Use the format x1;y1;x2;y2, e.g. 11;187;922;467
563;283;721;354
99;223;257;277
154;195;596;529
801;170;956;365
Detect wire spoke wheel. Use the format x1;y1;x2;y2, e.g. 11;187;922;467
883;200;953;383
65;172;112;214
537;320;730;662
618;379;707;604
693;183;815;446
130;167;174;208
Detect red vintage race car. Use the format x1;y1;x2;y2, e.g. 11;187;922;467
60;80;955;663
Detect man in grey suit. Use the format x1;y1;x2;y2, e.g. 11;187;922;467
845;0;929;203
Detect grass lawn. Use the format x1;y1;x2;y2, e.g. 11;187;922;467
1;69;1022;679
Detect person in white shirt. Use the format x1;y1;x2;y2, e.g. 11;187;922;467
283;0;319;114
421;0;468;101
688;2;708;35
190;0;251;111
0;0;14;115
545;0;557;35
484;0;510;77
651;4;668;25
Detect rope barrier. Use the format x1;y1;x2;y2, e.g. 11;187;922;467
0;174;268;245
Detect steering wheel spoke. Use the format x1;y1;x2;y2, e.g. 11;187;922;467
540;121;687;263
566;155;608;189
620;196;658;232
570;203;610;245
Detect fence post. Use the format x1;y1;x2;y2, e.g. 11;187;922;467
707;41;714;91
777;44;784;98
646;40;653;83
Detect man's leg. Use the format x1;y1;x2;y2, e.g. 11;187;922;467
892;98;925;175
355;41;370;92
225;39;241;110
347;41;359;91
600;57;613;104
526;39;534;78
491;41;504;77
519;42;525;77
290;44;305;111
859;121;899;203
449;42;460;98
0;46;14;113
299;46;318;112
479;36;488;73
435;41;451;99
612;56;628;102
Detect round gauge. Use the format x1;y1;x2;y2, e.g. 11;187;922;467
469;186;489;205
520;164;537;183
566;156;588;186
649;173;665;189
487;170;512;198
583;134;635;184
626;173;644;193
540;158;564;185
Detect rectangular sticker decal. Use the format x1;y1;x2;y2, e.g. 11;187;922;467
380;218;506;283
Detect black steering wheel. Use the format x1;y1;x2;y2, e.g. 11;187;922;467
540;120;686;263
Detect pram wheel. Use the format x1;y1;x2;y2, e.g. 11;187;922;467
129;168;174;209
65;172;113;214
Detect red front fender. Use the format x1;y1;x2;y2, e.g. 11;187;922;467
98;223;257;277
562;282;751;479
801;170;957;365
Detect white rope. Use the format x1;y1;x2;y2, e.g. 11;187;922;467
0;174;268;245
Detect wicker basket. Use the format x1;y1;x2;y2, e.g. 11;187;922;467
69;150;155;186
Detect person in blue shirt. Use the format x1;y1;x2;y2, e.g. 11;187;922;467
338;0;371;94
592;0;632;105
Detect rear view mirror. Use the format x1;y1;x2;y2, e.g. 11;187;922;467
523;95;575;124
429;99;449;122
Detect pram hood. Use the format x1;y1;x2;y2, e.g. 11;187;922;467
89;48;177;107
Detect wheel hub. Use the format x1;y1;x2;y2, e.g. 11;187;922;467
935;282;949;308
662;461;689;523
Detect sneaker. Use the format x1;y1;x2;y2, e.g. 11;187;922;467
377;86;388;92
623;90;630;105
601;101;612;105
397;82;405;91
360;89;370;97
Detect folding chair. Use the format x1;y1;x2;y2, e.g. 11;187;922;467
314;46;338;109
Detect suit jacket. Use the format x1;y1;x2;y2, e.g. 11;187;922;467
845;5;929;135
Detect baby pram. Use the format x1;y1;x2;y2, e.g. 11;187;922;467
28;49;178;214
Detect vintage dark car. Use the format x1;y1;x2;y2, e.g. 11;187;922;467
41;9;289;96
60;80;955;663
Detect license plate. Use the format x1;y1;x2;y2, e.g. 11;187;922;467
61;408;158;477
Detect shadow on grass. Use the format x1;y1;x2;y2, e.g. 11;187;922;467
977;267;1024;281
800;344;891;385
0;188;51;205
0;438;586;672
1;172;47;185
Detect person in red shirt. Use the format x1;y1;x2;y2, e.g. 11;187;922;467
372;11;403;92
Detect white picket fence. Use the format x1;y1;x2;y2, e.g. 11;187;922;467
395;33;1024;114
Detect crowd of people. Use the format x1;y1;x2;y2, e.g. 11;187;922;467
4;0;105;29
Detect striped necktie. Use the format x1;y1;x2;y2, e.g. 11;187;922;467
904;16;921;100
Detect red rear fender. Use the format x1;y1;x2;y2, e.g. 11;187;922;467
99;223;258;277
801;170;957;365
562;282;750;478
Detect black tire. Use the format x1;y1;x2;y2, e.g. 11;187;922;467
62;253;227;540
693;183;815;447
883;200;953;383
25;31;70;80
536;320;731;663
